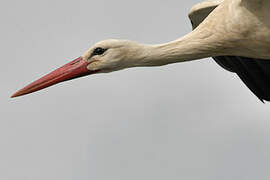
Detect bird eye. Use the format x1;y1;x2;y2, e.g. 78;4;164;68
93;47;106;56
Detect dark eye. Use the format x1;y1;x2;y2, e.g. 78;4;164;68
93;47;106;56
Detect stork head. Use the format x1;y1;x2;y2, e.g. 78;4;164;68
83;39;145;73
11;39;147;98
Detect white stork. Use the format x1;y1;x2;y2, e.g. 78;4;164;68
12;0;270;102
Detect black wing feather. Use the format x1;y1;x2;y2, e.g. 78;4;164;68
213;56;270;102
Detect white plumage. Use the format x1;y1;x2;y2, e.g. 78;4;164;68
12;0;270;101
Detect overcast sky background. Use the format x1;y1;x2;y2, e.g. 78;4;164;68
1;0;270;179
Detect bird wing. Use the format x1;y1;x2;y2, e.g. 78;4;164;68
188;0;270;102
188;0;223;30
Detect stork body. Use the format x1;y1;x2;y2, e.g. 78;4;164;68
189;0;270;101
12;0;270;102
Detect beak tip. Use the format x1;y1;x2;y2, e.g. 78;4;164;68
11;94;17;98
10;93;19;98
10;91;24;98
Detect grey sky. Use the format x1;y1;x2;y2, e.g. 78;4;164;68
1;0;270;179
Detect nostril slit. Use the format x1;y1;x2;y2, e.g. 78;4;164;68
70;59;81;65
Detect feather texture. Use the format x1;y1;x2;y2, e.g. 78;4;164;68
189;0;270;101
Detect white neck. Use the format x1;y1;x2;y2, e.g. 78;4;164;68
133;28;227;67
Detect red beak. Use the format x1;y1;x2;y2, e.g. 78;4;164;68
11;57;98;98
